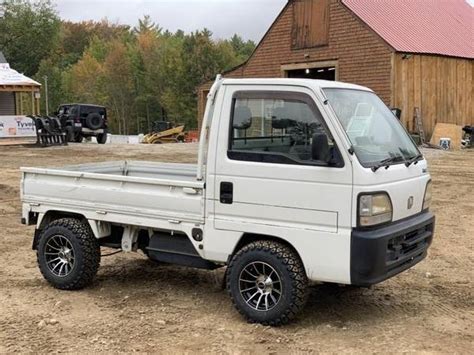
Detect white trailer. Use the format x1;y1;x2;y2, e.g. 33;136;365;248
21;77;435;325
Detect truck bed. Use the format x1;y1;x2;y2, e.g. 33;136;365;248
21;161;205;228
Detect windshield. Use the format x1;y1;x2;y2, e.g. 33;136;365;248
323;88;419;168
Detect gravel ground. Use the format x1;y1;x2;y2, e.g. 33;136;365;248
0;143;472;353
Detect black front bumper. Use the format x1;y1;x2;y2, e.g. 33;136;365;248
351;212;435;286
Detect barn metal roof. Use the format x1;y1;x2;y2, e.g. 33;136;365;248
342;0;474;59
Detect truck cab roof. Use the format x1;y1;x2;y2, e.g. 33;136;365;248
220;78;373;93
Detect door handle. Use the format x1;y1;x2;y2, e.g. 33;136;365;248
220;182;233;204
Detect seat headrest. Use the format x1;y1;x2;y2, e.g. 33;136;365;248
233;106;252;130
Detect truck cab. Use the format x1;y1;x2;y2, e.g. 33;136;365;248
21;77;434;325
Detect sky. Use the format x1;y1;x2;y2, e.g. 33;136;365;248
55;0;474;42
55;0;288;42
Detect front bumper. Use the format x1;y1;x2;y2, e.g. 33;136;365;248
351;212;435;286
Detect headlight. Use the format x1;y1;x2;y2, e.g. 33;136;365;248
423;181;432;211
359;193;392;227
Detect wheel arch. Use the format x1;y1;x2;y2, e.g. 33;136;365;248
34;210;107;249
230;233;305;268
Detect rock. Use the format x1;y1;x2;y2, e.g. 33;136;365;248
47;319;59;325
156;320;166;325
425;272;433;278
37;320;46;328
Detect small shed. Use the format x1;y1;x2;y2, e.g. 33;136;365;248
0;51;41;142
198;0;474;139
0;51;41;117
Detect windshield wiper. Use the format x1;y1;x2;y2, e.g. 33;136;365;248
371;156;404;172
405;153;423;167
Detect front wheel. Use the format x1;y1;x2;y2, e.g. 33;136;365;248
74;133;83;143
227;241;308;326
37;218;101;290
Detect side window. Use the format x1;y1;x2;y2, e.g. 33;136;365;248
228;91;343;167
80;106;89;118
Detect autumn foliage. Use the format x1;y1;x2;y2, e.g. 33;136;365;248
0;2;256;133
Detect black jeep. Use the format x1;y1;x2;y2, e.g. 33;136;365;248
57;104;108;144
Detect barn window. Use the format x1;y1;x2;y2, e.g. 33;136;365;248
292;0;330;49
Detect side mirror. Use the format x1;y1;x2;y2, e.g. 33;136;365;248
391;108;402;120
312;133;330;163
233;106;252;130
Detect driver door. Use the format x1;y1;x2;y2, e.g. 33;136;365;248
212;84;354;283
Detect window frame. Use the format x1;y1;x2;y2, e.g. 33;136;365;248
227;90;344;168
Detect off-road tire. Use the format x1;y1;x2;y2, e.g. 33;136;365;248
37;218;101;290
74;133;83;143
65;126;74;142
227;240;308;326
97;131;108;144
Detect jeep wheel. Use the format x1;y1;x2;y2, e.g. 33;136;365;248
65;126;75;142
37;218;101;290
227;241;308;326
97;131;108;144
74;133;83;143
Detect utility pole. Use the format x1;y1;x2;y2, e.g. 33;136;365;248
43;75;49;116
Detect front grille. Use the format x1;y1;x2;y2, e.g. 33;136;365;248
386;222;434;268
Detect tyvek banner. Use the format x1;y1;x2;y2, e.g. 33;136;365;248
0;116;37;138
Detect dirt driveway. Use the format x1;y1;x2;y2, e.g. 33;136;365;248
0;143;472;353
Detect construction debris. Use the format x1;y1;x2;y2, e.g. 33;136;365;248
430;123;463;150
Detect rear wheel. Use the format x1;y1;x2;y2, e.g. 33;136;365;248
65;126;74;142
97;130;108;144
37;218;101;290
227;240;308;326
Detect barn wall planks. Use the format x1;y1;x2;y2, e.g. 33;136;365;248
198;0;393;124
392;54;474;139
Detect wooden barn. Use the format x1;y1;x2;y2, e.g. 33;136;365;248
198;0;474;139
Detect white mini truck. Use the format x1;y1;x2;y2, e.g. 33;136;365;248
21;77;435;325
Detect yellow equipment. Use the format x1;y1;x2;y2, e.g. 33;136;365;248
142;125;186;144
